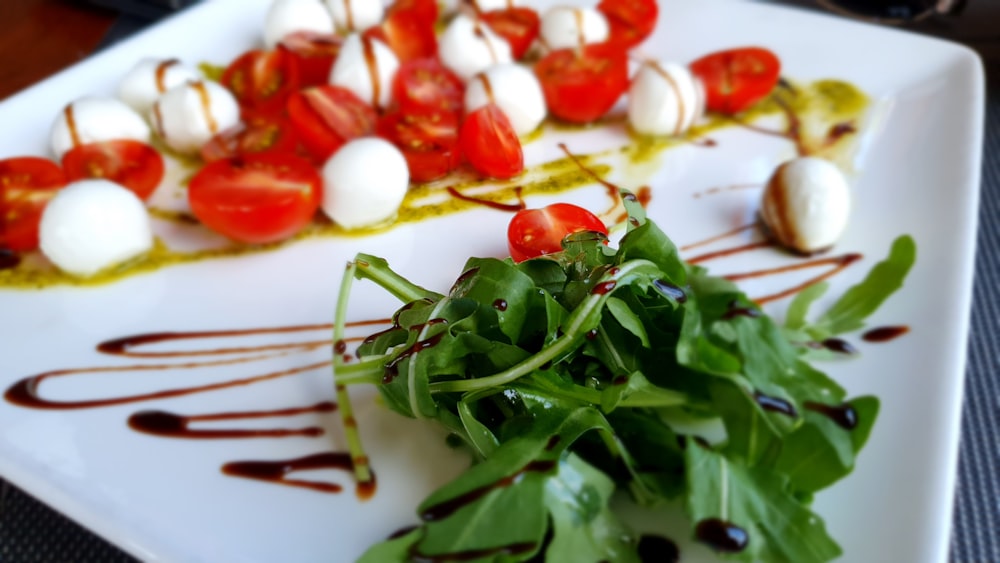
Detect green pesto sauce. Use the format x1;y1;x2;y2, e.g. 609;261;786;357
0;79;868;291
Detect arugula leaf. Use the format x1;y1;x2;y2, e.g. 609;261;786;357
785;281;830;331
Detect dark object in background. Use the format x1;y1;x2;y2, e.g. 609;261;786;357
84;0;200;20
815;0;966;23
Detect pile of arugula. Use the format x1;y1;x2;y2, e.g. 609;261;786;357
332;193;916;562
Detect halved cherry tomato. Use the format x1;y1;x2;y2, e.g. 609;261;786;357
377;110;460;182
597;0;658;48
482;7;540;60
460;104;523;180
62;140;164;201
201;114;300;162
507;203;607;263
534;44;629;123
286;85;377;162
187;153;321;244
278;31;342;88
689;47;782;115
221;49;301;116
392;58;465;115
365;0;438;62
0;157;67;251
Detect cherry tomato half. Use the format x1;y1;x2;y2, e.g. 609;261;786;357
689;47;782;115
187;153;321;244
366;0;438;62
392;58;465;115
62;140;164;201
278;31;342;88
507;203;608;263
460;104;523;180
221;49;301;116
377;110;461;183
201;114;300;163
482;7;540;61
286;85;377;162
0;157;67;251
597;0;658;48
535;44;629;123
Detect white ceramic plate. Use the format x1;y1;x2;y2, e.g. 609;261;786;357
0;1;984;562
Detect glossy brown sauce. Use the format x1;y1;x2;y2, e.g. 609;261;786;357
695;518;749;553
686;240;773;265
155;59;179;93
638;534;680;563
805;401;858;430
222;451;376;499
753;391;797;417
420;459;557;521
862;325;909;342
445;186;525;212
361;35;380;109
64;104;81;147
129;401;335;439
192;81;219;134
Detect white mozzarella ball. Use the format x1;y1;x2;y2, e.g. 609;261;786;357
539;6;609;50
118;58;200;115
264;0;335;49
627;61;704;137
152;80;240;154
439;15;513;81
329;33;399;111
321;138;409;229
760;157;851;255
50;97;150;160
325;0;384;33
465;63;545;137
39;179;153;277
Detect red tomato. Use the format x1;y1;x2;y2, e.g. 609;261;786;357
597;0;658;48
507;203;608;263
366;0;438;62
392;58;465;115
278;31;342;88
0;157;67;251
221;49;301;116
187;153;321;244
689;47;782;114
61;140;164;201
286;85;377;162
459;104;523;180
482;8;540;60
534;44;629;123
377;110;460;183
201;114;300;162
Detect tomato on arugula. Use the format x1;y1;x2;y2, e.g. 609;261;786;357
482;7;540;60
278;31;342;88
392;58;465;115
187;153;321;244
689;47;782;114
507;203;607;262
0;157;67;251
377;110;461;183
201;114;300;163
221;49;301;116
286;85;377;162
460;104;523;180
534;43;629;123
61;140;164;201
598;0;658;48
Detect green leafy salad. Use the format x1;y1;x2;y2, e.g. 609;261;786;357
331;192;916;562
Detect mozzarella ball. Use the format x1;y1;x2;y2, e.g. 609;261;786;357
118;58;200;115
627;61;704;137
465;64;545;137
264;0;335;48
439;15;513;81
539;6;609;50
325;0;384;33
321;138;409;229
152;80;240;154
50;97;150;160
39;179;153;277
329;33;399;111
760;157;851;255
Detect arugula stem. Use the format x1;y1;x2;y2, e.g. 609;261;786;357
353;254;443;303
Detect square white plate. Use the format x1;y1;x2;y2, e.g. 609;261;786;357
0;1;984;562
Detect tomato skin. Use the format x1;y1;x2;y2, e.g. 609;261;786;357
286;85;377;162
392;58;465;115
482;7;540;60
201;114;300;163
534;44;629;123
507;203;608;263
187;153;321;244
278;31;342;88
377;110;461;183
689;47;782;114
221;49;301;116
597;0;658;48
459;104;523;180
61;140;164;201
0;157;67;251
366;0;438;62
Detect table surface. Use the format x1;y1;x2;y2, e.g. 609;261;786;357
0;1;997;562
